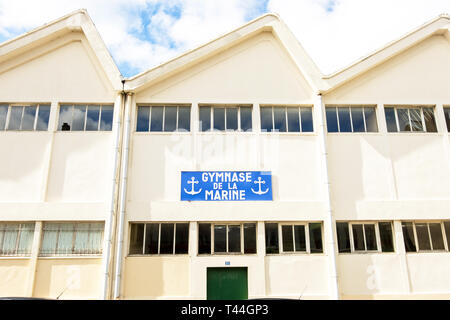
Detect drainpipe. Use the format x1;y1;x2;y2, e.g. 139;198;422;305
315;93;340;300
113;92;133;299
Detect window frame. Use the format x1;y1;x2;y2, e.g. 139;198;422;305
136;105;191;133
260;105;314;133
384;105;437;133
325;105;378;133
198;105;252;133
402;221;449;253
57;104;114;132
0;223;35;257
1;104;51;132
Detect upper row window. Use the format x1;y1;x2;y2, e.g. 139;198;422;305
444;107;450;132
385;106;437;133
137;105;190;132
326;106;378;133
199;106;252;132
58;104;113;131
0;104;50;131
260;106;313;133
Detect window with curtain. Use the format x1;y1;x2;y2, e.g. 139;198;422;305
0;223;35;256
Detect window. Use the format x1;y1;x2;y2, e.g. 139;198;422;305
40;223;104;256
198;223;256;255
129;223;189;255
0;223;35;256
326;106;378;133
384;106;437;133
58;104;113;131
136;105;190;132
260;106;313;133
265;222;323;254
199;106;252;132
444;107;450;132
0;104;50;131
336;222;394;253
402;221;450;252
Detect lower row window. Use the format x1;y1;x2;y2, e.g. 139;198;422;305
0;223;35;256
336;221;394;253
402;221;450;252
265;222;323;254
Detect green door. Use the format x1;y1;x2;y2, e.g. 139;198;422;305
207;267;248;300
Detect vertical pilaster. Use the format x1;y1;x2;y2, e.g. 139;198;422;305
41;101;59;201
393;221;412;294
27;221;42;297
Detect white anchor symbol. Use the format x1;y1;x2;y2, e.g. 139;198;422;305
184;177;202;195
251;177;269;195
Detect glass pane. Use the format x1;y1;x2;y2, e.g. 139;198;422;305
58;105;73;131
240;107;252;132
7;106;23;131
294;225;306;252
0;105;7;130
226;108;238;131
199;107;211;132
36;105;50;131
397;108;410;132
287;108;300;132
100;106;113;131
402;222;416;252
429;223;445;251
129;224;144;254
326;107;338;133
243;224;256;254
300;108;314;132
40;224;58;255
364;224;377;251
1;224;18;255
282;225;294;252
338;107;352;132
416;223;431;251
144;224;159;254
214;225;226;253
409;108;424;132
74;224;90;254
177;107;191;132
260;107;273;132
150;106;163;132
364;107;378;132
86;105;100;131
309;223;323;253
57;224;74;254
265;223;279;254
17;224;34;255
352;224;365;251
213;108;225;131
159;224;174;254
423;107;437;132
379;222;394;252
228;225;241;253
164;107;177;132
444;222;450;250
88;223;103;254
136;106;150;132
384;107;397;133
21;106;37;130
351;107;365;132
273;108;286;132
72;105;86;131
336;222;350;253
175;223;189;254
198;223;211;254
444;108;450;132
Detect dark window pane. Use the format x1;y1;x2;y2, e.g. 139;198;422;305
300;108;314;132
429;223;444;251
228;225;241;253
364;224;377;251
336;222;351;253
150;106;163;132
175;223;189;254
213;108;225;131
444;108;450;132
86;106;100;131
240;107;252;132
214;225;226;253
338;107;352;132
402;222;416;252
226;108;238;131
72;105;86;131
178;107;190;132
409;108;424;132
260;107;273;132
198;224;211;254
379;222;394;252
164;107;177;132
294;225;306;252
22;106;37;130
136;106;150;132
287;108;300;132
144;224;159;254
129;224;144;254
244;224;256;254
265;223;279;254
423;107;437;132
351;107;365;132
326;107;338;132
160;224;174;254
352;224;365;251
282;225;294;252
36;105;51;131
199;107;211;132
100;106;113;131
273;108;286;132
364;107;378;132
8;106;23;130
309;223;323;253
444;222;450;250
397;108;410;132
416;223;431;251
0;105;7;130
384;107;397;133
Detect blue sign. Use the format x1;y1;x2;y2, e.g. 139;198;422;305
181;171;273;201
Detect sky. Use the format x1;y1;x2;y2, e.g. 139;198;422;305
0;0;449;78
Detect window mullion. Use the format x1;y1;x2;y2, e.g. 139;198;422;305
176;106;179;131
14;224;21;255
349;223;355;253
442;222;449;252
291;225;296;252
412;222;419;252
394;108;400;132
158;224;161;255
279;224;283;252
348;107;354;132
240;223;244;254
237;107;241;131
162;106;166;132
335;107;340;132
305;223;311;254
362;224;367;251
298;107;302;132
375;223;382;252
33;105;39;131
173;224;177;254
285;107;288;132
5;105;11;130
420;107;427;132
98;105;102;131
362;107;367;132
211;224;214;254
19;106;25;131
427;223;433;251
142;224;147;255
148;106;152;132
407;109;413;132
226;225;229;253
271;107;275;131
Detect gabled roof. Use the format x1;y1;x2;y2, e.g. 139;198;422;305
0;9;123;91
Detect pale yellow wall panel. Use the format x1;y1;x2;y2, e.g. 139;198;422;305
406;254;450;293
0;260;30;297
